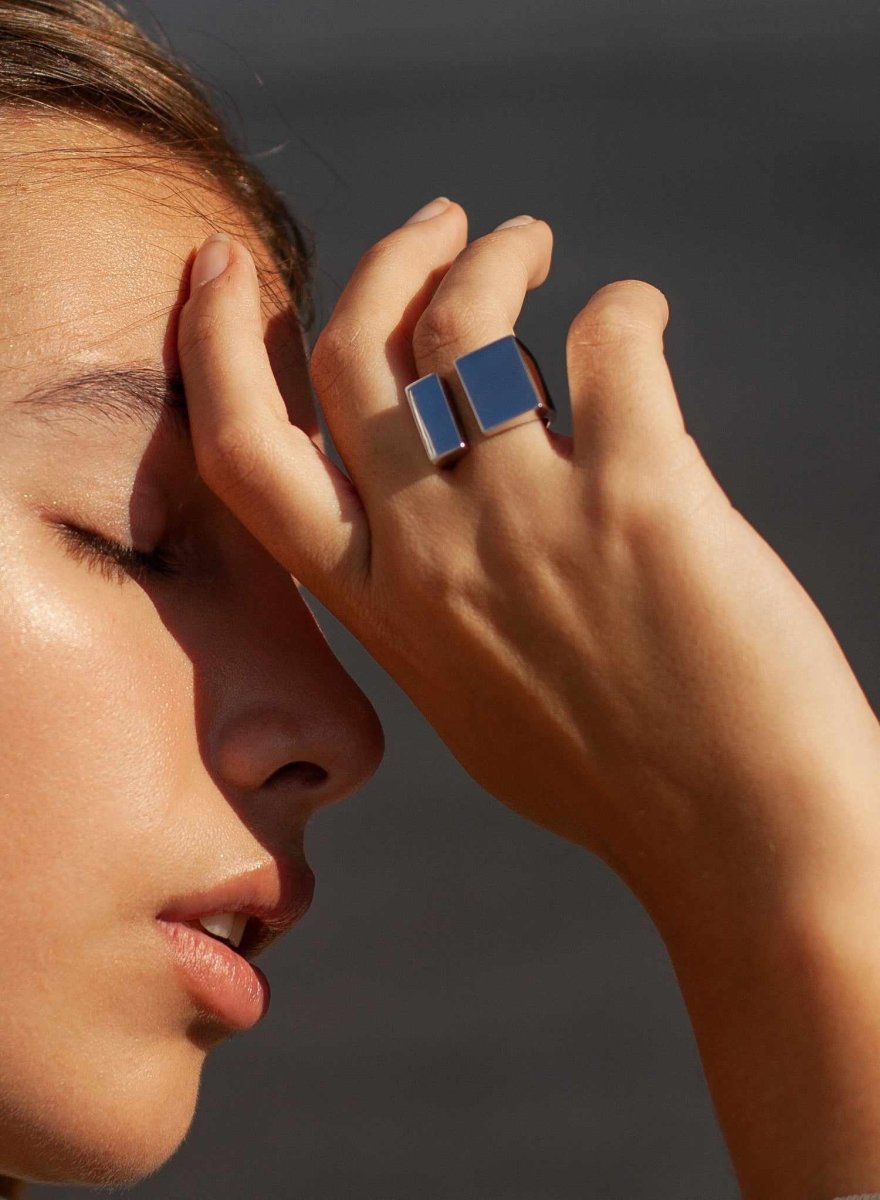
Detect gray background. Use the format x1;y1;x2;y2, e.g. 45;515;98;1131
38;1;880;1197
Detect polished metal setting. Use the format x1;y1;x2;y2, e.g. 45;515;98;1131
453;334;555;435
404;371;468;467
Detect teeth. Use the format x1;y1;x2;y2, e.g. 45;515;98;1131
228;912;248;948
197;912;248;949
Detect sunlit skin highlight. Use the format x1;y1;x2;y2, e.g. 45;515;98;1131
0;113;383;1192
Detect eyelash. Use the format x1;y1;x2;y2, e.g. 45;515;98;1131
55;523;181;585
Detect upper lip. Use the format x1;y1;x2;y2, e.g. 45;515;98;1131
156;855;316;962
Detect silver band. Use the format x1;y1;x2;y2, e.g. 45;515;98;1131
404;334;553;468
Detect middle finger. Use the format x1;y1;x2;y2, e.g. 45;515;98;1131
410;214;562;482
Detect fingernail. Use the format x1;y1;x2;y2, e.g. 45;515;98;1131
494;214;535;230
191;232;233;289
404;196;451;225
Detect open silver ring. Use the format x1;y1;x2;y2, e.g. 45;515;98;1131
404;334;554;468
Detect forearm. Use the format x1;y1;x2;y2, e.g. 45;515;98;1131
644;785;880;1200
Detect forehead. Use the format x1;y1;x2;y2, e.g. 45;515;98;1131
0;112;316;435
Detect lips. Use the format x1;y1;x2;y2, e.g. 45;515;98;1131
157;917;272;1031
156;855;316;963
155;856;316;1031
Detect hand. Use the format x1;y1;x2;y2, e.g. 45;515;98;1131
177;201;880;919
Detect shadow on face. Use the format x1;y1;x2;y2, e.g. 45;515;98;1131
0;114;383;1190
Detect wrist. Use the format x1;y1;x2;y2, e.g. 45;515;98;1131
641;804;880;1200
612;729;880;952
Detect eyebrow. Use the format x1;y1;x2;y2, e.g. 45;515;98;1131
12;364;191;439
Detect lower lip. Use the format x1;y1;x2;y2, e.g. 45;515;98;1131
156;919;270;1031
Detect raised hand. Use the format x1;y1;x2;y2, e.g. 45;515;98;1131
178;199;880;1200
177;200;879;908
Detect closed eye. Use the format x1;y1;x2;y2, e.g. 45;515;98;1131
53;522;181;585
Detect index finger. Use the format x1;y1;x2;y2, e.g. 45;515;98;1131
177;232;370;602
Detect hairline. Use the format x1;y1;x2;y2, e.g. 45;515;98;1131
0;105;299;320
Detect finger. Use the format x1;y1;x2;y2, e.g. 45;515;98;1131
409;214;565;479
177;232;370;600
308;198;469;495
565;279;686;466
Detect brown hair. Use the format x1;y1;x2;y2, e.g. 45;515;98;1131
0;0;316;328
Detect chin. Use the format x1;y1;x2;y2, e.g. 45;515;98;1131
1;1034;207;1191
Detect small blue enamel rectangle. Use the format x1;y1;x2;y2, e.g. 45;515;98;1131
454;336;537;432
405;374;465;464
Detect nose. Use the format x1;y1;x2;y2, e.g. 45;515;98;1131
198;549;384;830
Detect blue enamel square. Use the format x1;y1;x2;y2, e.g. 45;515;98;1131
454;335;539;433
405;373;466;465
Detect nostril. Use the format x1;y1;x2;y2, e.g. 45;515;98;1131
268;760;328;789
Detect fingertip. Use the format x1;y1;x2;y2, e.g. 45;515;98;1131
531;219;554;285
399;197;468;240
484;215;553;288
595;278;669;331
403;195;453;225
189;231;235;293
625;278;669;331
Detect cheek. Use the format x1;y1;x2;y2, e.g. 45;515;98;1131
0;538;205;1186
0;547;180;912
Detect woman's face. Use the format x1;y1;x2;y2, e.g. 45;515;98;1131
0;116;383;1188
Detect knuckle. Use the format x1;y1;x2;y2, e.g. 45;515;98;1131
196;418;268;501
411;300;488;360
356;235;400;275
567;279;668;352
309;321;365;394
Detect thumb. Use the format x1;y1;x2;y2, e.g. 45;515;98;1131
177;232;369;597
